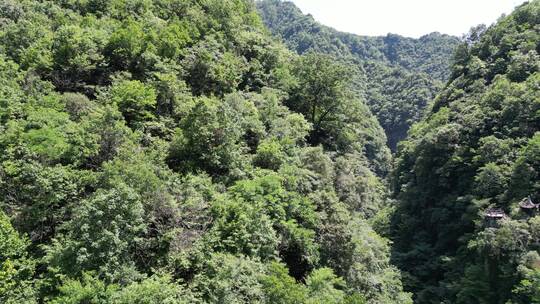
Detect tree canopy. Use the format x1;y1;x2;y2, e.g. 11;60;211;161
390;1;540;303
1;0;537;303
256;0;460;151
0;0;408;303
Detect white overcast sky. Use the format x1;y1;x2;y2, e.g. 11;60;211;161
289;0;529;38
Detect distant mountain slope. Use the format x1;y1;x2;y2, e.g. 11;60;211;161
256;0;459;81
391;1;540;302
256;0;461;150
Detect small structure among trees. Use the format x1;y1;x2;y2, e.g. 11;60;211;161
519;196;539;215
484;208;507;227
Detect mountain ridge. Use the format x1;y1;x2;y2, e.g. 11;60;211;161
256;0;461;150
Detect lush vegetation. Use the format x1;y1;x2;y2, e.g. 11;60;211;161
0;0;410;303
391;1;540;303
1;0;538;303
256;0;460;150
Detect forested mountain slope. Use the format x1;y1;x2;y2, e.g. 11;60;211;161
256;0;458;81
0;0;410;303
391;1;540;303
256;0;460;150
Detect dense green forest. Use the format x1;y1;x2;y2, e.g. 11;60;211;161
0;0;538;303
256;0;460;150
256;4;540;302
0;0;409;303
391;1;540;303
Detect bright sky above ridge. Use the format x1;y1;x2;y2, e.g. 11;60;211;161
289;0;529;38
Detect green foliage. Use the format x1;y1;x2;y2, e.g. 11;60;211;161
50;273;196;304
260;262;309;303
46;184;146;281
167;95;249;176
391;1;540;303
305;268;348;304
191;253;266;303
0;211;36;304
207;195;279;260
220;173;320;278
1;103;100;166
334;154;386;218
0;0;412;302
256;0;460;150
253;138;287;170
0;159;89;244
50;273;116;304
511;252;540;304
108;79;157;128
182;36;246;96
106;20;147;71
111;274;196;304
256;0;458;80
363;62;441;150
52;24;106;90
288;53;391;174
288;54;351;140
0;56;26;124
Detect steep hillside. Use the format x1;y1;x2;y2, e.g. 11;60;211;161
0;0;408;303
391;1;540;303
256;0;460;150
256;0;458;81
